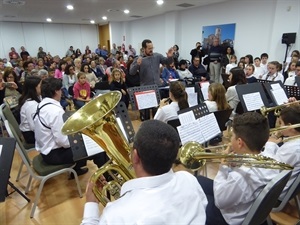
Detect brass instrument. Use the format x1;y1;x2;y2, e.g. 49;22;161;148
260;100;300;117
179;141;293;172
61;91;135;206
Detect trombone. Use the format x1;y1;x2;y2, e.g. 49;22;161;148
260;100;300;117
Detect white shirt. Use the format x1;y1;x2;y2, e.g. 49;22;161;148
204;100;218;112
253;66;265;79
260;63;268;75
177;69;193;79
214;164;279;225
284;76;297;86
19;99;39;132
81;170;208;225
154;102;180;123
34;97;70;155
225;63;237;74
225;85;239;112
262;139;300;199
261;72;284;83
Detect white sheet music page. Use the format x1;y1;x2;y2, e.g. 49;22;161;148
177;120;205;145
185;87;195;94
243;92;265;111
188;93;198;107
82;134;105;156
0;145;2;158
135;90;158;110
178;110;196;125
270;83;288;105
200;81;210;100
199;113;221;141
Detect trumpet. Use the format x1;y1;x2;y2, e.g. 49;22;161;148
179;141;293;172
260;100;300;117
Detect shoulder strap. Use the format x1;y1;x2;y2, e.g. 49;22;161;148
33;102;54;130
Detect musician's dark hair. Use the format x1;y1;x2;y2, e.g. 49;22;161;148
41;77;62;98
18;76;41;108
229;67;247;86
169;81;189;110
233;112;269;152
133;120;180;175
280;105;300;132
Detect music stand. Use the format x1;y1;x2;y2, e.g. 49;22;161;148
263;81;288;106
284;85;300;100
127;85;161;111
0;137;30;202
236;83;269;112
295;76;300;87
177;103;210;120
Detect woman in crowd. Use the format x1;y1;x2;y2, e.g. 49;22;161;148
154;81;188;123
3;68;22;98
81;63;98;89
283;61;297;81
54;60;66;79
36;58;48;71
63;64;77;98
18;76;42;144
205;83;231;112
221;46;234;73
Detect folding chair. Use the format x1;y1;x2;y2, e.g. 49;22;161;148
4;120;82;218
242;170;292;225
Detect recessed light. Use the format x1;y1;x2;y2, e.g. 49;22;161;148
157;0;164;5
66;5;74;10
102;16;107;20
90;20;95;24
46;18;52;22
124;9;130;14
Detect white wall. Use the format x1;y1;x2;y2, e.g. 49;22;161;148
110;0;299;62
0;22;99;59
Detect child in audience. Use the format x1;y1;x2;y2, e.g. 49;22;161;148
283;61;297;81
205;83;231;112
237;61;245;70
260;53;269;74
73;72;90;109
109;68;129;108
253;57;264;79
261;61;284;82
245;64;257;83
177;59;193;79
262;104;300;200
284;61;300;86
161;58;180;85
197;112;279;225
225;55;237;74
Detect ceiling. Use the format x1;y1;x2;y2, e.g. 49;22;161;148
0;0;230;25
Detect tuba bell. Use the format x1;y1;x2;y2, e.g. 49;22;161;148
61;91;135;206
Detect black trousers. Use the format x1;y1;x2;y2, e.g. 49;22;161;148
22;131;35;144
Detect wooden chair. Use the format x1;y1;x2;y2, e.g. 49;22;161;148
242;170;292;225
4;120;82;218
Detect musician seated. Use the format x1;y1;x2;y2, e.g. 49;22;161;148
154;81;189;123
197;112;279;225
205;83;231;112
284;61;300;86
262;104;300;200
261;61;284;82
81;120;208;224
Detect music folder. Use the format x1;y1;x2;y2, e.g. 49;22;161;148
134;90;158;110
263;81;288;106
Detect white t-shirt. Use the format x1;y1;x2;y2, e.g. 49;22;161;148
154;102;180;123
19;99;39;132
204;100;218;112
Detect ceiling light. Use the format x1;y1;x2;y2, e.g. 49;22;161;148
46;18;52;22
90;20;95;24
102;16;107;20
124;9;130;14
66;5;74;10
157;0;164;5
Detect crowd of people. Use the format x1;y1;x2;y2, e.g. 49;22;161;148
0;39;300;224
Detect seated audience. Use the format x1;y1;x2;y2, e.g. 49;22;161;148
283;61;297;81
177;59;193;79
81;63;98;89
154;81;189;123
197;112;279;225
54;60;66;79
225;55;237;74
18;76;42;144
90;60;102;78
161;58;180;85
81;120;208;224
63;64;77;97
3;68;22;98
188;56;209;81
284;61;300;86
73;72;90;109
109;68;129;108
205;83;231;112
253;57;265;79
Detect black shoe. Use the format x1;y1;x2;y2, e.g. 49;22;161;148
69;168;89;180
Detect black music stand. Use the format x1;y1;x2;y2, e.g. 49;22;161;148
0;137;30;202
284;85;300;100
178;103;210;119
296;76;300;87
236;83;269;112
263;81;288;106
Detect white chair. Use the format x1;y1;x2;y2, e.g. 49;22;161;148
4;120;83;218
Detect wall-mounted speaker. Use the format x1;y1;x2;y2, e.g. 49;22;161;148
282;33;296;45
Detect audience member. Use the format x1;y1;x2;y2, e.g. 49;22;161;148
109;68;129;108
253;57;264;79
225;55;237;74
73;72;90;109
208;38;223;83
54;60;66;79
188;56;210;81
9;47;20;61
221;46;234;73
81;63;98;89
20;46;30;61
128;44;136;57
37;47;47;59
260;53;269;74
3;68;22;97
66;46;75;57
177;59;193;79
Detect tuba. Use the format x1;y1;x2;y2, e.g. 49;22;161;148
61;91;135;206
179;141;293;171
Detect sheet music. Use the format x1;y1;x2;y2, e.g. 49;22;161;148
0;145;2;158
271;88;288;105
177;121;205;145
135;90;158;110
188;93;198;107
82;134;105;156
243;92;265;111
271;83;281;90
178;110;196;125
200;81;210;100
199;113;221;141
116;117;128;142
185;87;195;94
